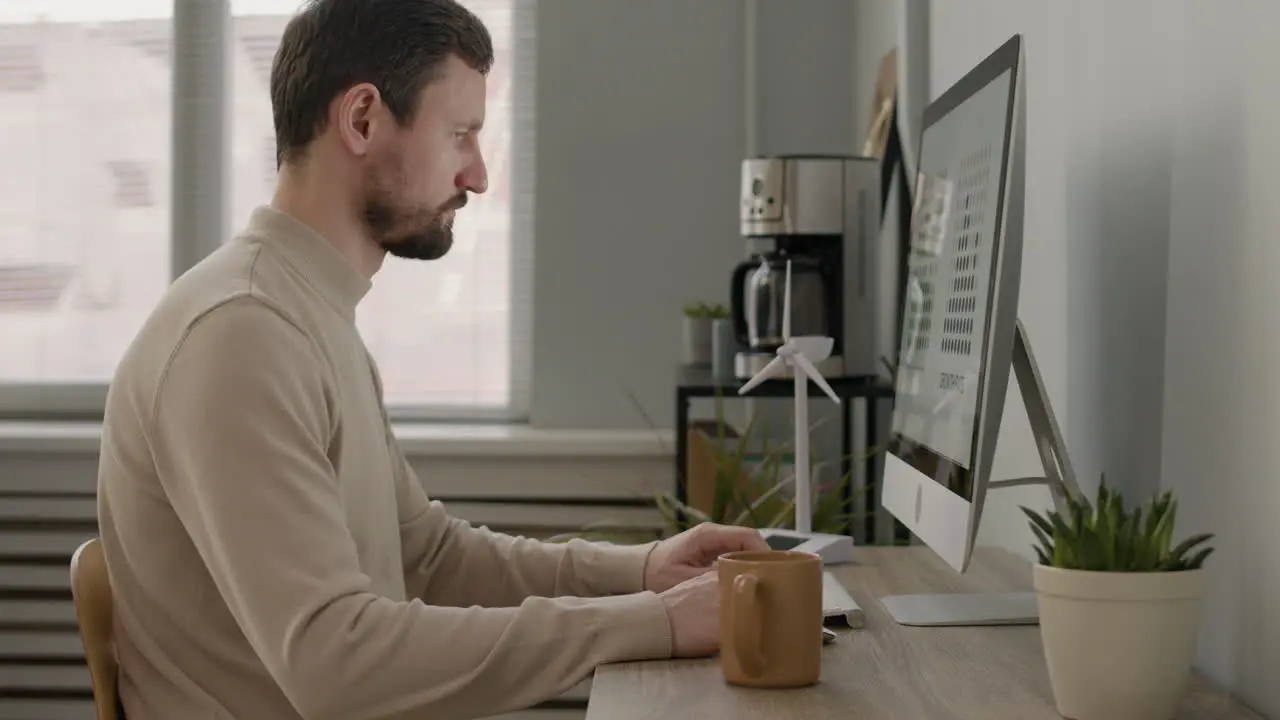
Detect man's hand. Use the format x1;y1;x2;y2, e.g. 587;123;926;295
643;522;769;593
658;571;720;657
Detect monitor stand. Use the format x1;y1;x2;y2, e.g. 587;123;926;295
879;591;1039;626
880;319;1084;627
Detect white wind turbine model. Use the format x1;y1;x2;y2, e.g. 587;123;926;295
738;259;854;565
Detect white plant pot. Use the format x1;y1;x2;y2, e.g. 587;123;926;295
682;317;713;366
1033;564;1207;720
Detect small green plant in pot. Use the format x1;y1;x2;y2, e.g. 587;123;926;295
1022;477;1214;720
681;301;729;366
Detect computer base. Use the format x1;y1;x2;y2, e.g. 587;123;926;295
879;591;1039;626
758;528;855;565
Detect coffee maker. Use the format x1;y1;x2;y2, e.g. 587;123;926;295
730;154;895;379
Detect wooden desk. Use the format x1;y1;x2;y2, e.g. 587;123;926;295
587;547;1261;720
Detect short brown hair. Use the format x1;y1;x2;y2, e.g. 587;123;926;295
270;0;494;167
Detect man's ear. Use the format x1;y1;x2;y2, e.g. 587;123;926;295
334;82;382;157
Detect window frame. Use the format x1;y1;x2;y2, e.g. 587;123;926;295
0;0;533;423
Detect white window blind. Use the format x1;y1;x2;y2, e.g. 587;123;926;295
0;0;533;420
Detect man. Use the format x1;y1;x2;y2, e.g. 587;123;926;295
96;1;769;718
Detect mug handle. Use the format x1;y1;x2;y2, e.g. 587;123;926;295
732;573;764;678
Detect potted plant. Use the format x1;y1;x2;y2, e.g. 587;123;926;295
654;407;863;536
1022;478;1214;720
554;389;888;543
681;301;729;367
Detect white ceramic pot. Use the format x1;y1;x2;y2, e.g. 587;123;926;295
711;318;738;378
682;317;713;366
1033;564;1207;720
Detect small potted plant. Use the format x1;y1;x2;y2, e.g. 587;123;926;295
681;301;729;367
1022;478;1214;720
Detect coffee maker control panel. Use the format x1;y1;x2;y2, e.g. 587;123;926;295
742;160;786;224
741;156;847;237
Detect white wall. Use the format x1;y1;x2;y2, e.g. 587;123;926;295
1161;1;1280;714
530;0;747;430
932;1;1279;714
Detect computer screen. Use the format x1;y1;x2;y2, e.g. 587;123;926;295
889;68;1015;504
880;33;1036;610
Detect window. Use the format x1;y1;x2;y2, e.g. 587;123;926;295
0;0;532;420
0;3;172;392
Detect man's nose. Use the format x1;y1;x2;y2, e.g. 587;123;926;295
459;156;488;195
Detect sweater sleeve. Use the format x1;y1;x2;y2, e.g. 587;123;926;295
372;372;659;607
394;451;658;607
149;297;674;720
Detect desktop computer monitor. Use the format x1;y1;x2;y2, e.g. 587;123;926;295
878;34;1077;626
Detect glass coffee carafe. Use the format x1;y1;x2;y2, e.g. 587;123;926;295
730;252;830;353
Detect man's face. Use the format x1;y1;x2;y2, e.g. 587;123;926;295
361;55;488;261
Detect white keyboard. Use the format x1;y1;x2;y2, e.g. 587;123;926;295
822;571;864;629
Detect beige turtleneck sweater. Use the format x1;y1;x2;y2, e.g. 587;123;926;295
97;206;673;720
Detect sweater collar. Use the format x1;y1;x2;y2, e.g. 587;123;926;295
244;205;372;316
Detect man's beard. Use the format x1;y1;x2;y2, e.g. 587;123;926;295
361;162;467;261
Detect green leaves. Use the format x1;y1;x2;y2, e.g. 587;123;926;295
682;301;730;319
598;379;886;544
1021;475;1215;572
654;405;880;537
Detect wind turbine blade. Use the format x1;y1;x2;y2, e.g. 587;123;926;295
737;356;786;395
782;259;791;341
792;353;841;404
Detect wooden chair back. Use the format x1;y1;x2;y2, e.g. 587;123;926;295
70;538;121;720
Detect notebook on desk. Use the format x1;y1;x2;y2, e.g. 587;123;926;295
823;571;864;629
